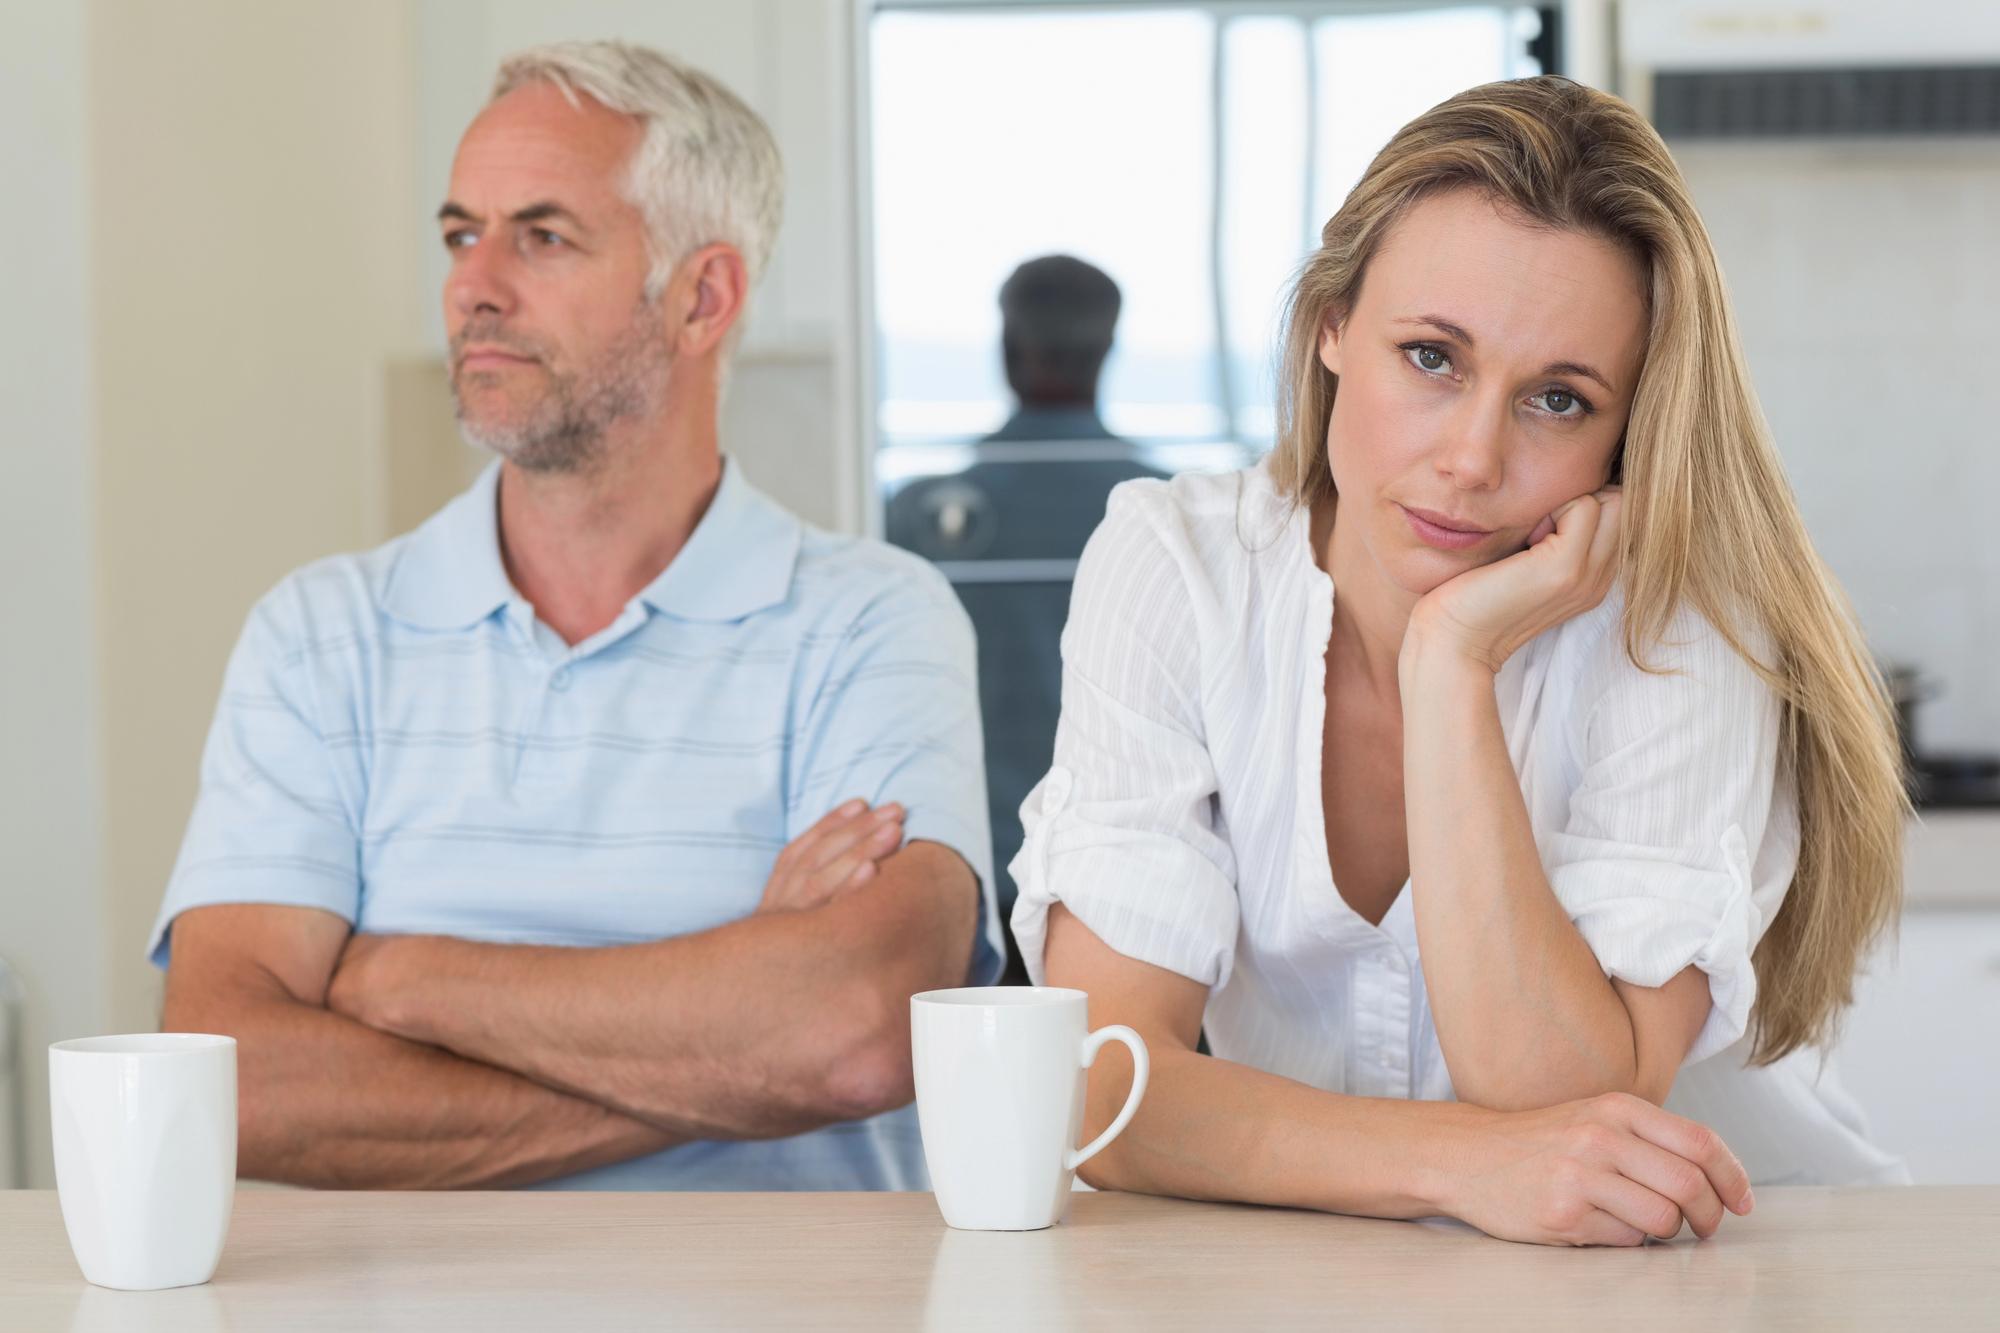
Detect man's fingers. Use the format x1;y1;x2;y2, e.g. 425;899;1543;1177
775;798;869;869
803;816;904;897
1624;1103;1753;1214
806;804;903;872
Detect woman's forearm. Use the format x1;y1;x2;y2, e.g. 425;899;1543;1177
1076;1036;1496;1217
1398;637;1648;1109
1044;904;1750;1245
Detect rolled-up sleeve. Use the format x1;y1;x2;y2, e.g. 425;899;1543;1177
1010;485;1241;989
1544;614;1798;1065
148;583;363;966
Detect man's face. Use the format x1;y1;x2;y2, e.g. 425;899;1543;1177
440;82;667;472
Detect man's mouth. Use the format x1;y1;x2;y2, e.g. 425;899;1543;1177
455;346;540;374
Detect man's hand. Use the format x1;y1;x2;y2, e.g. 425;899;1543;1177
329;798;913;1036
757;799;905;915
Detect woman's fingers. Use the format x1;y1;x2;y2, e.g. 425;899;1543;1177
1605;1133;1729;1238
1623;1098;1754;1214
1582;1170;1688;1242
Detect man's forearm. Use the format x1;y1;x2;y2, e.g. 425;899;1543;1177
332;841;980;1140
164;983;679;1189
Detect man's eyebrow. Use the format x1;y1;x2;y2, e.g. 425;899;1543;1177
435;201;588;229
1393;316;1616;393
510;202;586;229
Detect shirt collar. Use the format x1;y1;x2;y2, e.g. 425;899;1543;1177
382;460;514;631
637;457;801;621
381;456;800;632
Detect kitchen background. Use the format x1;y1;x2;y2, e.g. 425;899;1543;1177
2;0;1996;1190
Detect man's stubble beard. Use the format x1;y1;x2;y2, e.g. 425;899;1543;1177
450;299;674;476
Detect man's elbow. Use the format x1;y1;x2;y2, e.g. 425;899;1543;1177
807;985;916;1121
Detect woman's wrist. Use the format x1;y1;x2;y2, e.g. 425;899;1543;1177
1399;609;1506;692
1322;1098;1497;1223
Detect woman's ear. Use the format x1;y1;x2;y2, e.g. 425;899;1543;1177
1317;314;1345;376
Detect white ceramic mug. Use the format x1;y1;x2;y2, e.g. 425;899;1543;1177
50;1033;237;1290
912;987;1148;1231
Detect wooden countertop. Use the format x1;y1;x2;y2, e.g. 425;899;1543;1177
2;1187;1997;1330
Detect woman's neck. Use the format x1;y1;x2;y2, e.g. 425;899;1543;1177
1311;494;1419;697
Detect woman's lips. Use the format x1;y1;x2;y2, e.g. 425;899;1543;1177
1398;504;1493;551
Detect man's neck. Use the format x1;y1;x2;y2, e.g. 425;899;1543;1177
496;388;723;647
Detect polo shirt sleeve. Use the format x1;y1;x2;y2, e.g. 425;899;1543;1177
146;579;363;967
787;549;1001;985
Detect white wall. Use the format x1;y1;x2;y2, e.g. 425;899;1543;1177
0;0;110;1189
1676;137;2000;753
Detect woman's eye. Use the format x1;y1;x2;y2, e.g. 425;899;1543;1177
1532;388;1586;417
1407;346;1451;374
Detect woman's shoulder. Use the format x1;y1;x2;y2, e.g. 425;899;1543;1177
1541;587;1777;711
1096;459;1299;573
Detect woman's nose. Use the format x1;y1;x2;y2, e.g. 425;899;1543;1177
1432;400;1508;491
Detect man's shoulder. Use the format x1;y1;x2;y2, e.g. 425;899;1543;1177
791;526;960;615
237;533;429;659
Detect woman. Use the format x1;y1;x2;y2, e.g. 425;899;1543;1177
1011;77;1907;1247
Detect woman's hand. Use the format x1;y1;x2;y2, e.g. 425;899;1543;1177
1404;486;1623;675
1441;1091;1754;1246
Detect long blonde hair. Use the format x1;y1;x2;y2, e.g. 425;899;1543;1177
1274;77;1904;1064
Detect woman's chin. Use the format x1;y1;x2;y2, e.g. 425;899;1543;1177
1375;545;1486;599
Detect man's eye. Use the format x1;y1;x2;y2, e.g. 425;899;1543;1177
1533;389;1586;417
443;230;477;250
530;229;565;248
1407;346;1451;374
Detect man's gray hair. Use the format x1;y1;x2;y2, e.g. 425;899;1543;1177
492;41;784;296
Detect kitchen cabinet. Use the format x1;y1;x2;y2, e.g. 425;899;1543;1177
1831;812;2000;1184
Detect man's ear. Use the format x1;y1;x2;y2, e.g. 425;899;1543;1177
1316;313;1345;377
674;243;750;357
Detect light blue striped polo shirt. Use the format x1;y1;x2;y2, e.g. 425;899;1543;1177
150;458;1000;1190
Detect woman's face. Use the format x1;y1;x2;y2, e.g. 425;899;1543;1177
1319;189;1649;598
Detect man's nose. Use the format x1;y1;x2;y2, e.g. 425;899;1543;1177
1433;395;1509;491
444;231;518;323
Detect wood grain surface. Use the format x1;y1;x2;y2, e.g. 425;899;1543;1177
1;1186;1996;1330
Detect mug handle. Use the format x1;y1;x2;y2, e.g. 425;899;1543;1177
1065;1025;1149;1171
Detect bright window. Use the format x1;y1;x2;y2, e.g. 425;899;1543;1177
867;3;1549;487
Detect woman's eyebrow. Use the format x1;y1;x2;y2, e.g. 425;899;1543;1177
1394;316;1615;392
1543;360;1615;393
1395;314;1476;344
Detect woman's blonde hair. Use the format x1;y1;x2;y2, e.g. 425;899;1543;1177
1274;76;1904;1064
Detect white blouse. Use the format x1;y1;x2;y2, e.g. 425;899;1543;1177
1011;462;1907;1187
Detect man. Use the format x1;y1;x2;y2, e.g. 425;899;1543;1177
154;41;998;1191
886;256;1164;980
